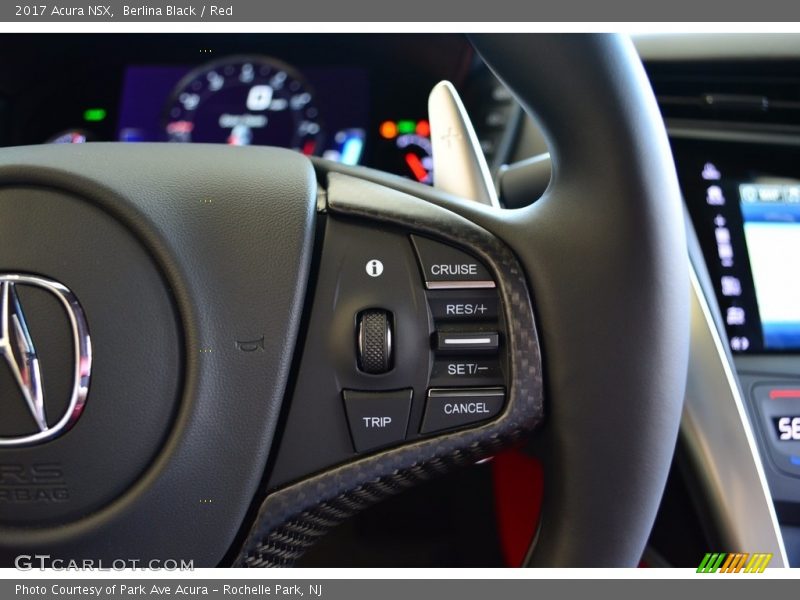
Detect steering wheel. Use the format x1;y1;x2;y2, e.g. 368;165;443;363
0;34;688;567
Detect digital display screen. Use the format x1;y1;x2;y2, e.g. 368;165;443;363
740;182;800;349
116;62;370;164
114;59;437;183
676;138;800;353
773;416;800;441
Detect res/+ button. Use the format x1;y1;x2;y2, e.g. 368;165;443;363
426;289;499;321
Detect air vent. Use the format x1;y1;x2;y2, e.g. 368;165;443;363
646;62;800;125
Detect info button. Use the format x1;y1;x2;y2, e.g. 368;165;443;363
411;235;495;289
420;387;505;434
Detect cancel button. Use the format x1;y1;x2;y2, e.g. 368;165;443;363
421;387;505;434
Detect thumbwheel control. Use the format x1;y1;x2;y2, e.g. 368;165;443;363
357;309;393;374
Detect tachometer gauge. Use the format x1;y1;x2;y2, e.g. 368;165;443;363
377;119;434;184
163;56;323;154
396;133;433;184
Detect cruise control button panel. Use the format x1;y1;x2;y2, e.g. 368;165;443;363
421;238;508;434
343;389;413;453
421;387;506;434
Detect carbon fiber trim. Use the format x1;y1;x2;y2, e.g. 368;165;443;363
234;174;544;567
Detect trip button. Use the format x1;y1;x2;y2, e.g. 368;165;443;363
343;389;412;453
411;235;495;289
427;289;499;321
430;358;504;387
421;387;505;434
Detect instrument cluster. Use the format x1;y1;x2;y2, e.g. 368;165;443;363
0;35;517;183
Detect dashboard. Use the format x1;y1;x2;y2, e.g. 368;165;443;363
0;34;519;184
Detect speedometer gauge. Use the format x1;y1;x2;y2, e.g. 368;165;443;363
163;56;323;153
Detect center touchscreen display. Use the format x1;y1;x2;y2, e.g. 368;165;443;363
676;138;800;353
740;182;800;349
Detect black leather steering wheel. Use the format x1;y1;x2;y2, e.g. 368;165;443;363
0;33;688;567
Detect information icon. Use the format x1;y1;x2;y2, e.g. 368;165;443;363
366;259;384;278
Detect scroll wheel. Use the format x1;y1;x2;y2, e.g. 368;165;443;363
357;309;393;374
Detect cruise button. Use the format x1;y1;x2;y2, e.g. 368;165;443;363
421;387;505;434
411;235;495;289
343;389;412;453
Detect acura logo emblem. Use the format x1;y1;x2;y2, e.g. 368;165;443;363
0;275;91;447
